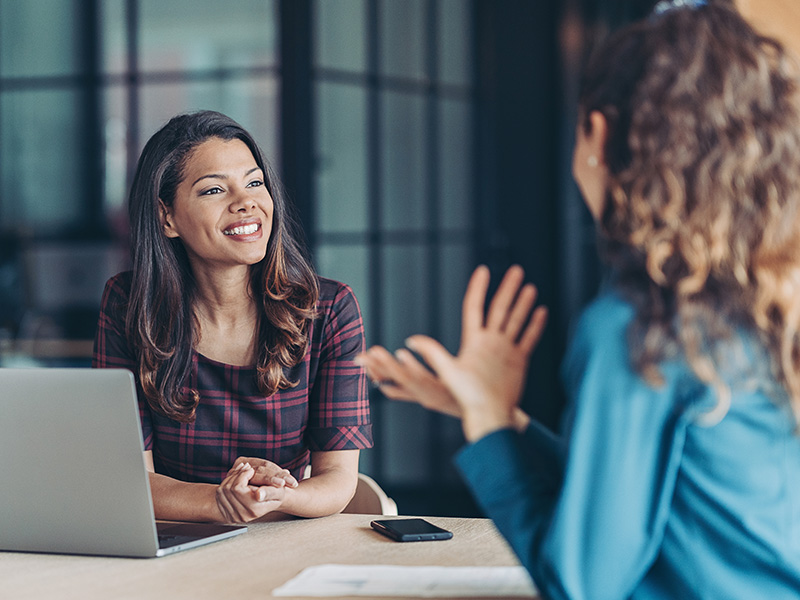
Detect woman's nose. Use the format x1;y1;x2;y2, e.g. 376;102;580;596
229;189;256;212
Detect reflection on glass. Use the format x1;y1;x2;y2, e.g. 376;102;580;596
438;0;473;86
379;0;425;81
102;85;129;222
139;0;278;72
0;0;84;78
0;91;84;232
439;243;472;352
439;98;473;231
138;77;280;165
100;0;127;75
381;400;431;484
315;82;368;233
313;0;366;72
382;91;426;232
313;244;371;345
382;245;429;351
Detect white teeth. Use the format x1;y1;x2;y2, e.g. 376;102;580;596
224;223;259;236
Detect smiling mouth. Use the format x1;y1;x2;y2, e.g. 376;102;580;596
223;223;260;236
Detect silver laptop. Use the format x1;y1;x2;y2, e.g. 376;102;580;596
0;367;247;557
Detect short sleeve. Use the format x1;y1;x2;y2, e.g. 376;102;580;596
92;272;154;450
305;279;373;451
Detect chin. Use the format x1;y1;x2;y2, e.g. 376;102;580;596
245;248;269;266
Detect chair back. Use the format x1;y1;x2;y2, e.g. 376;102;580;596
343;473;398;515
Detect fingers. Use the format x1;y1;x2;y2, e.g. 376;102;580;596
394;348;436;381
404;335;457;380
357;346;433;401
356;347;409;400
519;305;549;354
486;265;526;331
358;344;462;417
356;345;401;387
503;282;538;339
461;266;491;341
469;265;548;349
217;462;287;523
232;458;298;489
259;466;297;489
255;484;286;503
217;462;257;522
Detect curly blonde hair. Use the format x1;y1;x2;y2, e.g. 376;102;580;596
580;1;800;422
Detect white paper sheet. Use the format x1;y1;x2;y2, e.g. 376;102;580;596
272;564;538;598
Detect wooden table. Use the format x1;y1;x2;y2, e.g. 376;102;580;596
0;514;536;600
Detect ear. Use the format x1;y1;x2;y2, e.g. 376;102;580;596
159;200;180;239
586;111;609;167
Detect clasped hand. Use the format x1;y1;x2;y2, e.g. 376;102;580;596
216;457;299;523
357;265;548;441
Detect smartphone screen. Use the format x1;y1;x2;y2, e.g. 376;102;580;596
370;518;453;542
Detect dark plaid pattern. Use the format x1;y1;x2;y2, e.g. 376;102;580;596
93;272;373;483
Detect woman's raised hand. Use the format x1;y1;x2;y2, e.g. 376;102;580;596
359;265;547;441
356;344;463;417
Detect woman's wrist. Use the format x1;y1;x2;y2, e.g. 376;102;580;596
461;405;518;442
150;475;226;523
511;407;531;432
209;486;229;523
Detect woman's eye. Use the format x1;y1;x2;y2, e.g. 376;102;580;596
200;187;223;196
247;180;264;188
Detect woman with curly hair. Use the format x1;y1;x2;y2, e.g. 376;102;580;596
358;1;800;596
93;110;372;523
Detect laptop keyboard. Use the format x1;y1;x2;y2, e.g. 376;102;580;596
157;533;198;549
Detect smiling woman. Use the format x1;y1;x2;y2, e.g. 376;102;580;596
92;111;373;523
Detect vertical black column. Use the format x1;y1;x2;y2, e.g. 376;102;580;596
82;0;105;237
423;0;445;483
279;0;314;245
366;0;386;482
474;0;565;429
125;0;140;190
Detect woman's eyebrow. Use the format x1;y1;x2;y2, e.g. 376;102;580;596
191;173;227;187
191;167;261;187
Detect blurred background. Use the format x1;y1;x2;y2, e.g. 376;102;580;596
0;0;794;516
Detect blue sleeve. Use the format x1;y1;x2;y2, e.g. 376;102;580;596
456;294;690;600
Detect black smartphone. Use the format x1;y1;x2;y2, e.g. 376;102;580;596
370;518;453;542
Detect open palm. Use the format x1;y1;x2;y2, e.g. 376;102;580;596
406;265;547;440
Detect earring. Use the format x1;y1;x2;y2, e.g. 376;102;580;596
587;155;599;168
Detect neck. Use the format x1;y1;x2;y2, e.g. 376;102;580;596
190;263;258;328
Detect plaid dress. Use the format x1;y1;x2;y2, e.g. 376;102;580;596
93;271;373;483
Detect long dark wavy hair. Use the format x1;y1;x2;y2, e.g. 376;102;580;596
127;110;319;422
580;1;800;422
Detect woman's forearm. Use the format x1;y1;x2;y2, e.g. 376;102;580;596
148;471;223;522
277;450;360;518
277;467;358;518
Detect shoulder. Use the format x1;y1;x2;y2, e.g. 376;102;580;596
568;290;634;357
562;289;706;419
95;271;135;344
312;277;365;351
101;270;133;307
561;289;664;403
316;276;362;316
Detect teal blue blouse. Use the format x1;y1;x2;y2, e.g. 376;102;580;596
456;292;800;599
